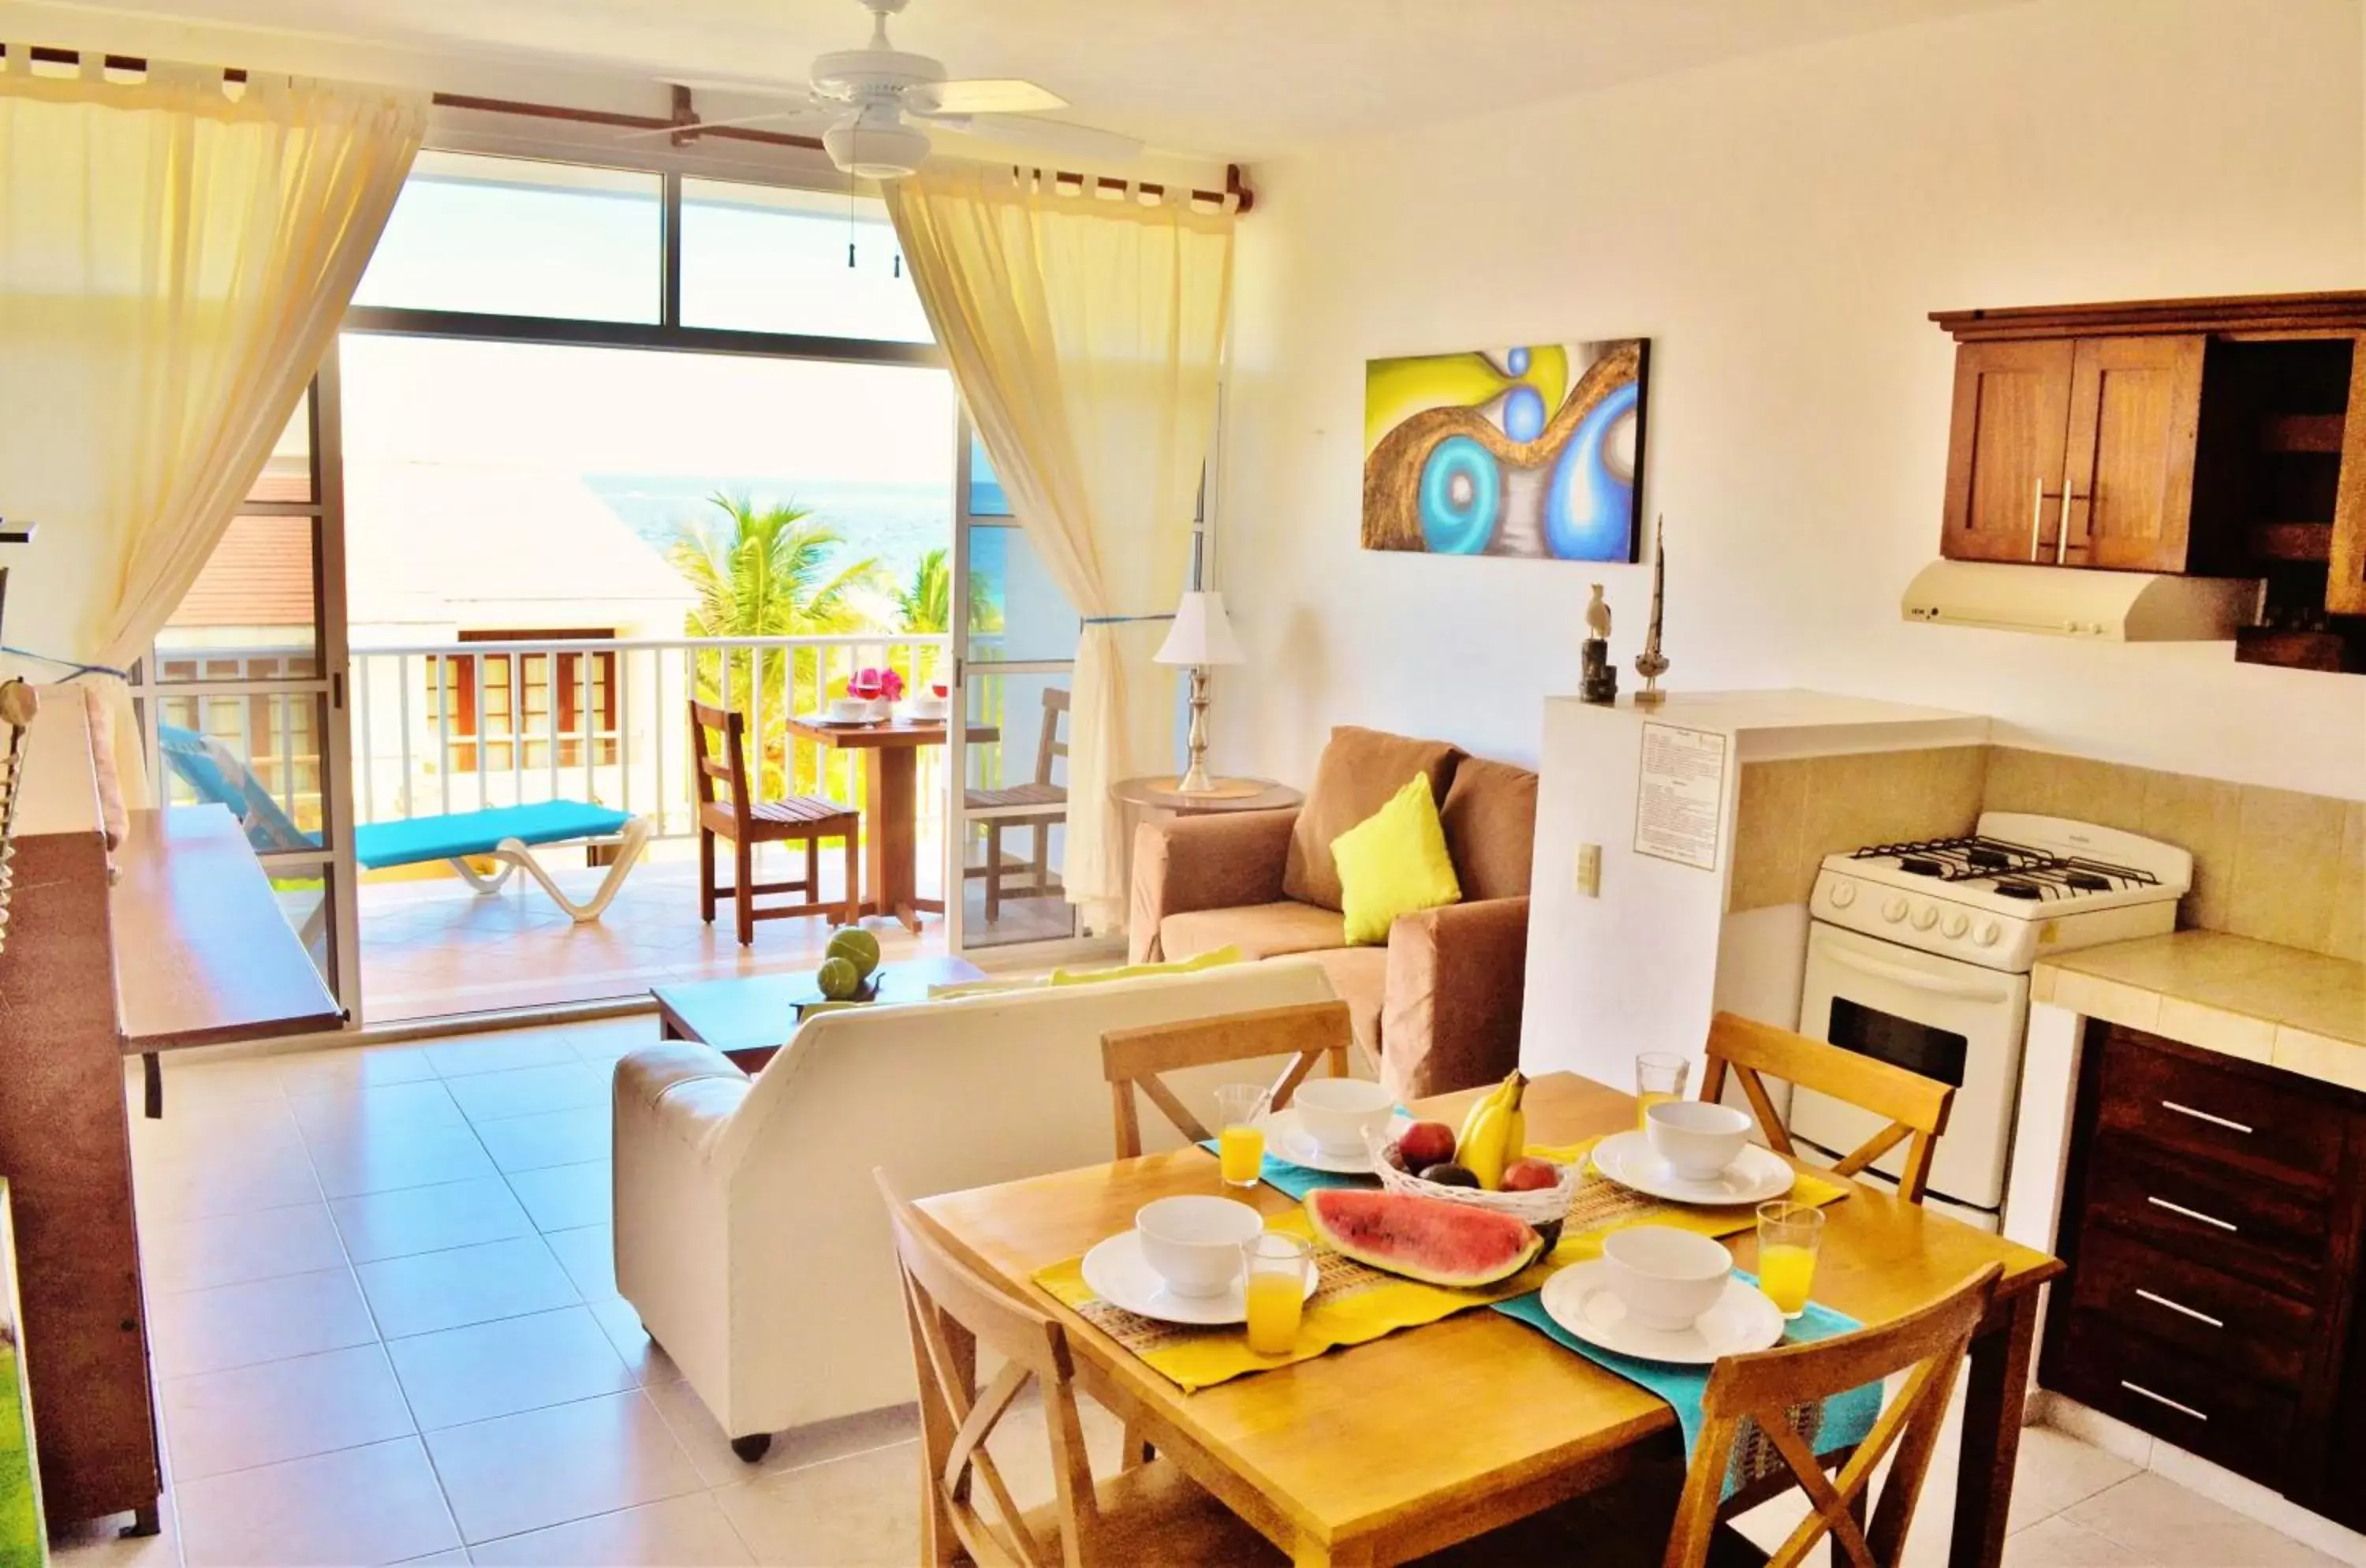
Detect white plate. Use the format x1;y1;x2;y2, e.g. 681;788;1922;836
1539;1260;1786;1365
1078;1230;1317;1326
798;711;879;729
1589;1131;1797;1207
1263;1107;1382;1174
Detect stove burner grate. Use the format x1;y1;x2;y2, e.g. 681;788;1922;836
1849;836;2162;901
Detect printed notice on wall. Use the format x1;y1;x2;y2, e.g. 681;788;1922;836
1634;722;1727;872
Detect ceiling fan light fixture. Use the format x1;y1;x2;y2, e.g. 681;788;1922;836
823;112;931;179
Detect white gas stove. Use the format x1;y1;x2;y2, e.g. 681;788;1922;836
1810;812;2192;974
1793;812;2191;1224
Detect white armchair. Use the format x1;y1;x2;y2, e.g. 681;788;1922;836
611;958;1343;1458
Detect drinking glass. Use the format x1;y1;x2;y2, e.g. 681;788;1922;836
1756;1200;1826;1320
1241;1232;1313;1355
1635;1051;1690;1130
1214;1083;1270;1189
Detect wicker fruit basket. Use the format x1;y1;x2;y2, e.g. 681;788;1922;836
1364;1126;1584;1238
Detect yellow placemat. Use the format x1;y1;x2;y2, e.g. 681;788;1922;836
1033;1137;1850;1392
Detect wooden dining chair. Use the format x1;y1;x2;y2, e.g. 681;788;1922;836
1701;1012;1956;1204
1100;999;1355;1159
965;686;1069;923
1663;1264;2002;1568
875;1170;1287;1568
690;700;862;945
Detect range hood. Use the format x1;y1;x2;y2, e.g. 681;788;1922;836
1901;560;2261;642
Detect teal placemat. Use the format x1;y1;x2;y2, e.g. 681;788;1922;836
1493;1272;1882;1499
1195;1139;1379;1200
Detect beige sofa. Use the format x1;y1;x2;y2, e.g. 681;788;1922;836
1129;725;1538;1100
611;958;1340;1455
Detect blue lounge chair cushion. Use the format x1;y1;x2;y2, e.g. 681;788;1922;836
354;802;634;870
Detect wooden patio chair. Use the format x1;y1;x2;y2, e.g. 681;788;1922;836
690;700;861;946
1701;1012;1956;1204
875;1170;1287;1568
965;687;1068;923
1099;999;1355;1160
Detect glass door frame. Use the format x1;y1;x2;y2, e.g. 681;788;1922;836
129;342;364;1024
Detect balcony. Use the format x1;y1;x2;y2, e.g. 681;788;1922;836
148;633;1073;1023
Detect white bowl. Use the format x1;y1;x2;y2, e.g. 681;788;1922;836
1291;1078;1394;1155
1646;1099;1752;1181
1134;1196;1263;1298
827;697;871;722
1601;1226;1734;1331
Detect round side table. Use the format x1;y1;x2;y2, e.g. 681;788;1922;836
1110;775;1303;816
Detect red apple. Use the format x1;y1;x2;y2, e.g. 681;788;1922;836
1395;1120;1457;1172
1501;1157;1560;1193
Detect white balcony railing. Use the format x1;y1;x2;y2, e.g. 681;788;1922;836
148;633;1009;847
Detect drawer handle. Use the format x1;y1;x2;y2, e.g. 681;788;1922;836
2134;1287;2225;1329
2161;1099;2254;1135
2147;1196;2238;1233
2120;1380;2208;1422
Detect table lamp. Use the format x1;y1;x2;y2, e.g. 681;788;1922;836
1153;591;1245;795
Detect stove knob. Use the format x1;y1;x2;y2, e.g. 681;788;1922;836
1881;897;1909;924
1827;879;1857;909
1912;904;1939;931
1975;921;2002;948
1942;912;1970;939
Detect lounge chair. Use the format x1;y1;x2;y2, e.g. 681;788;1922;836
157;722;651;923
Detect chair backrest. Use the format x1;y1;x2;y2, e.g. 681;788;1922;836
1034;688;1070;789
1100;999;1353;1159
155;722;318;854
1701;1013;1955;1204
1664;1264;2002;1568
689;700;750;823
876;1170;1104;1568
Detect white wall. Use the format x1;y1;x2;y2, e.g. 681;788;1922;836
1216;0;2366;801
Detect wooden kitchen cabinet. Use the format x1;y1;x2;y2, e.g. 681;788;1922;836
2042;1022;2366;1522
1931;291;2366;668
1942;338;2074;562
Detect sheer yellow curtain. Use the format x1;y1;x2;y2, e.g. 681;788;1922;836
0;52;424;799
886;166;1235;933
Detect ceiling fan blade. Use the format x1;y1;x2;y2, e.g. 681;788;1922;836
920;78;1066;116
927;113;1142;162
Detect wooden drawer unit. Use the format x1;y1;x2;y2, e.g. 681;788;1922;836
2053;1310;2295;1486
2043;1020;2366;1529
2066;1225;2316;1387
2093;1024;2343;1192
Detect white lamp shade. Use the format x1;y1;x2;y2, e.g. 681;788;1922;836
1154;591;1245;666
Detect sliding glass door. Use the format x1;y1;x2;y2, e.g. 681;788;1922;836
137;352;362;1017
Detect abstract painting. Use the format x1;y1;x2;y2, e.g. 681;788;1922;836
1362;340;1648;561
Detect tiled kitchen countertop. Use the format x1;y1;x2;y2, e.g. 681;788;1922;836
2034;930;2366;1092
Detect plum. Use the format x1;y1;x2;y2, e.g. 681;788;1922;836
1420;1162;1480;1189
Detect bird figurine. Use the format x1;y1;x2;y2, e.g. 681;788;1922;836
1583;584;1612;641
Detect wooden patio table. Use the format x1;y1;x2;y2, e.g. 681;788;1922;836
914;1070;2062;1568
785;715;997;933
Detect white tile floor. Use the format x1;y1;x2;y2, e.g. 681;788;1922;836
49;1021;2352;1567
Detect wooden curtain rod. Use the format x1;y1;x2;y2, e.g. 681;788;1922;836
9;47;1255;214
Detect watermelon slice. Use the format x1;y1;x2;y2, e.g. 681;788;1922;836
1304;1189;1542;1287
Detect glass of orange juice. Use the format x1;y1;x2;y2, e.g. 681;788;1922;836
1635;1051;1690;1130
1756;1200;1825;1320
1214;1083;1270;1189
1241;1232;1312;1354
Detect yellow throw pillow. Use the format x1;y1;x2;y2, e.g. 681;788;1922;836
1048;945;1244;987
1330;774;1461;945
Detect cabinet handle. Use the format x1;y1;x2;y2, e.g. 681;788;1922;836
2030;475;2047;561
2134;1287;2225;1329
2120;1380;2209;1422
2160;1099;2253;1136
2147;1195;2238;1233
2057;483;2076;563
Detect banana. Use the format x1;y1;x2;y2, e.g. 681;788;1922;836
1454;1070;1517;1154
1457;1070;1528;1190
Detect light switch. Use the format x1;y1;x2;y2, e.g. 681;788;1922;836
1574;843;1602;897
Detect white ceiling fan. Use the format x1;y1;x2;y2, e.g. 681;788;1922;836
636;0;1143;180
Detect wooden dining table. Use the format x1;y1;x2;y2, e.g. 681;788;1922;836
786;715;997;931
915;1070;2062;1568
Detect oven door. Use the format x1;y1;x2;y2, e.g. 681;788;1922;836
1793;920;2028;1212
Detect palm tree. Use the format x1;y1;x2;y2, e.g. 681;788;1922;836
890;546;1002;638
669;493;883;794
